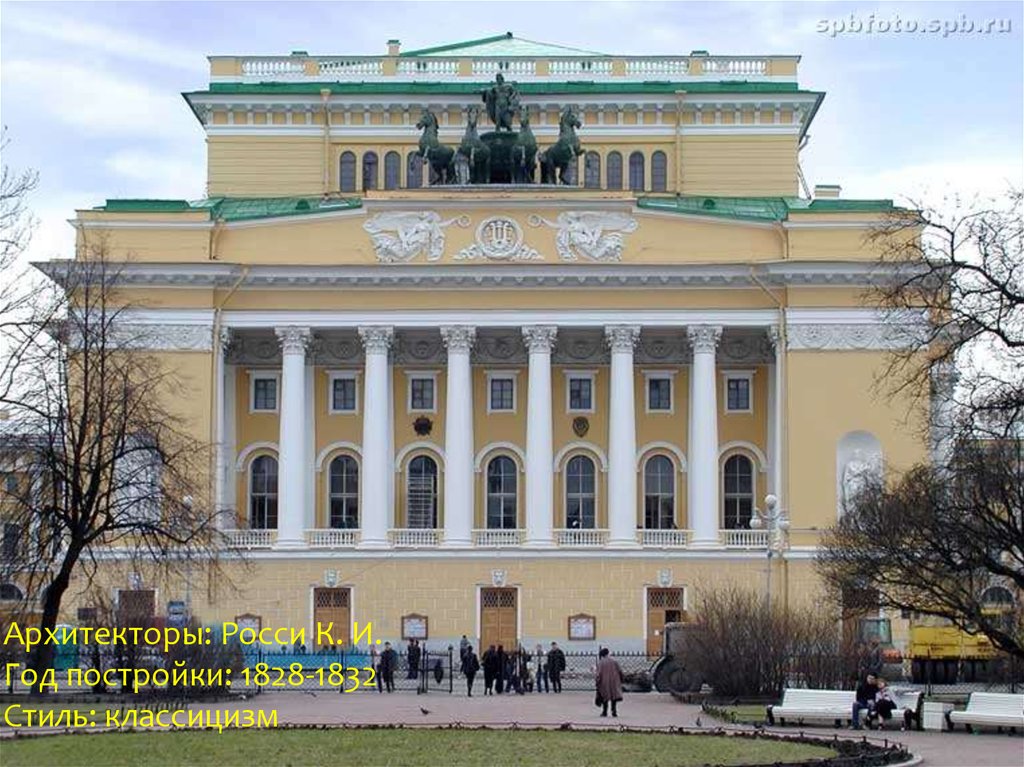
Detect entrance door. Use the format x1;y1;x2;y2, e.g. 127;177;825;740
117;589;156;630
313;587;351;648
480;588;517;651
646;588;686;657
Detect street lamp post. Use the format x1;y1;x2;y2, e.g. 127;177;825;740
749;494;789;607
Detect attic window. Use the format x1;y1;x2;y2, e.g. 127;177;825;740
702;198;716;210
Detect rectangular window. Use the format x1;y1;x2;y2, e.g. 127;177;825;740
331;377;357;413
410;377;435;411
647;378;672;411
252;376;278;412
489;377;515;412
568;377;593;412
726;377;751;412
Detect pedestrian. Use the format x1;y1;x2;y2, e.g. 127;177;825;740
867;677;897;729
851;673;878;729
461;644;480;696
518;646;531;694
459;634;470;664
594;647;624;718
547;641;566;693
495;644;506;694
379;641;397;693
407;638;421;680
481;644;497;695
534;643;549;693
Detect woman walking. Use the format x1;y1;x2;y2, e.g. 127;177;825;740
594;647;624;718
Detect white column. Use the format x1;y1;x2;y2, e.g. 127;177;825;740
523;325;558;547
687;325;722;547
214;327;232;530
222;357;237;522
606;325;641;547
440;326;476;547
304;359;316;533
386;353;395;528
768;326;783;498
274;326;311;548
358;326;394;548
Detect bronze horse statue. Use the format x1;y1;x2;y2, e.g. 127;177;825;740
416;109;454;185
539;106;583;185
458;106;491;184
511;109;538;184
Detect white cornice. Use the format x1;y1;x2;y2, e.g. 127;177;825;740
202;124;801;138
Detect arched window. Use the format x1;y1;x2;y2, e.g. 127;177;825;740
584;151;601;189
486;456;517;529
362;151;378;191
339;151;356;193
628;151;645;191
384;151;401;190
328;455;359;529
982;586;1014;606
723;455;754;530
606;151;623;190
644;455;675;529
565;455;596;529
407;152;424;189
250;455;278;529
651;151;667;192
407;455;438;528
0;583;23;601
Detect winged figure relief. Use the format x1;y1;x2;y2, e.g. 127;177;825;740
528;211;639;262
362;212;469;263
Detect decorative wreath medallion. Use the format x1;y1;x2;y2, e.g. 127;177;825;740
455;216;541;261
413;416;433;436
572;416;590;438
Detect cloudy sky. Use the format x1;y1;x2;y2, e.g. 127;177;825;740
1;0;1021;263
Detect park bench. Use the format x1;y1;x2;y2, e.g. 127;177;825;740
868;689;923;731
946;692;1024;733
766;689;855;728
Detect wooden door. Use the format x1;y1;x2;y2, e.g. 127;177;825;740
480;588;517;651
646;588;686;657
117;589;156;630
313;588;351;648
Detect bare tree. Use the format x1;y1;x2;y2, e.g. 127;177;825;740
818;189;1024;661
1;248;227;691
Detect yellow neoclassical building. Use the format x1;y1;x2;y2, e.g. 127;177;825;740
37;34;931;654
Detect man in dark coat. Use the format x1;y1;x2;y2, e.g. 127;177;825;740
379;641;397;693
547;641;566;693
495;644;506;694
407;639;421;679
461;644;480;696
481;644;498;695
595;647;624;717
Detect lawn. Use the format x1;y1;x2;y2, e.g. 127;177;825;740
0;728;836;766
706;704;771;724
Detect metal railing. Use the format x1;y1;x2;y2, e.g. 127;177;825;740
471;529;525;547
306;528;359;548
638;529;691;548
554;528;609;547
388;528;442;547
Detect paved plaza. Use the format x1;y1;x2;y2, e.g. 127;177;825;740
195;691;1023;767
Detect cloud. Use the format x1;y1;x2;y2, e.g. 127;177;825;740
1;59;201;141
105;150;206;199
839;159;1023;211
1;6;206;74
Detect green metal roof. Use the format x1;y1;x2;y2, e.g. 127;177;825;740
637;195;895;222
94;196;362;221
401;32;606;58
200;81;803;96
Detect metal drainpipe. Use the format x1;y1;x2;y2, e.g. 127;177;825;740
674;90;686;194
321;89;332;195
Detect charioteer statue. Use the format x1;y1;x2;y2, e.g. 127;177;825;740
482;73;520;132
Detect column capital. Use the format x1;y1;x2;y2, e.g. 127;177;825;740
440;325;476;353
522;325;558;353
767;325;781;350
218;326;235;354
358;325;395;353
687;325;722;353
604;324;641;352
274;326;311;355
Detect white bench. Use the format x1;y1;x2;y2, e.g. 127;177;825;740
947;692;1024;733
869;689;923;730
766;689;855;727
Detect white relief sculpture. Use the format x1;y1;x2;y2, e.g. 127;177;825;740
363;211;469;263
528;211;638;262
841;449;882;510
455;216;542;261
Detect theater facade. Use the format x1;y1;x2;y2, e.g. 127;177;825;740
40;34;929;653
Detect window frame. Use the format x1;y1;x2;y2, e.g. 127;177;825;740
485;371;518;414
651;150;668;192
248;370;281;414
327;370;360;415
405;371;439;414
248;453;279;530
383;150;401;190
628;151;645;191
406;454;439;529
643;369;676;414
339;151;357;192
606;151;623;190
327;454;360;529
722;453;755;530
564;453;598;529
643;454;676;530
563;370;597;414
485;455;519;529
722;370;755;414
362;151;379;191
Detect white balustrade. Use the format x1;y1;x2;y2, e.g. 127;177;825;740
472;59;536;77
721;529;770;548
396;59;460;77
625;58;691;77
704;58;767;76
224;529;276;549
389;528;442;547
638;529;691;548
241;58;305;78
306;529;360;548
554;528;609;547
549;59;613;76
472;529;525;547
319;59;384;77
